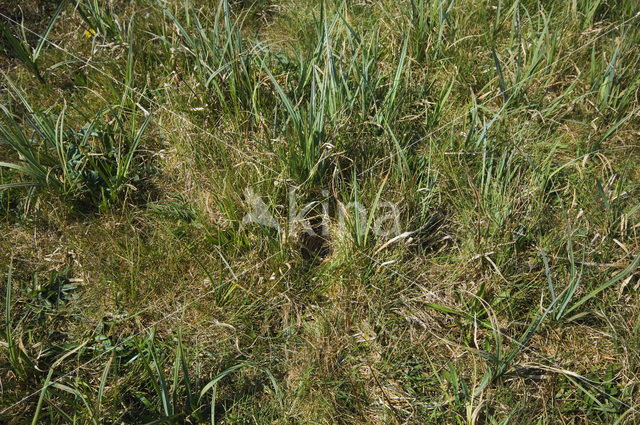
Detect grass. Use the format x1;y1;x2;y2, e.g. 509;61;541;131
0;0;66;83
0;73;151;209
1;0;640;423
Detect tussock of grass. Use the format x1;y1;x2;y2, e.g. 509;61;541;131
1;0;640;423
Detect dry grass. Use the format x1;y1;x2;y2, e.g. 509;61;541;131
1;0;640;423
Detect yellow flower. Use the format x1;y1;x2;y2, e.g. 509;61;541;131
85;28;96;39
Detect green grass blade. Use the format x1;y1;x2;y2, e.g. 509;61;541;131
0;20;41;81
33;0;67;62
491;46;508;102
565;252;640;317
